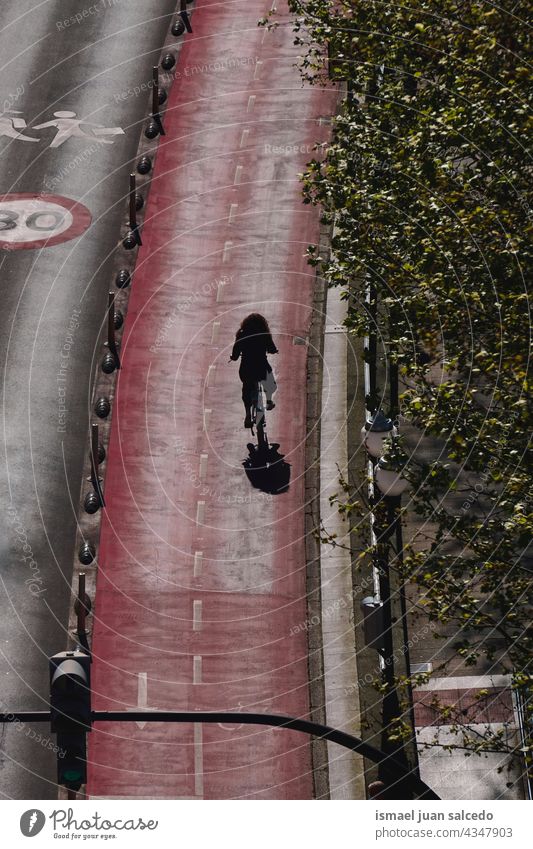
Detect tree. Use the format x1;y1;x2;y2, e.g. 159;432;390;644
277;0;533;781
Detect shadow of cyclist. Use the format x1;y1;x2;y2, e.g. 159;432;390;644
243;442;291;495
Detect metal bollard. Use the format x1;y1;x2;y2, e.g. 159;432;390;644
129;173;142;245
107;292;121;370
74;573;92;655
151;66;165;136
180;0;193;32
89;423;106;507
77;574;87;634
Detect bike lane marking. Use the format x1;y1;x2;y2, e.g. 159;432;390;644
206;364;216;386
193;600;203;632
222;240;233;262
194;551;203;578
193;656;203;684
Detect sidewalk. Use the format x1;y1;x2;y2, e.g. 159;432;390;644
86;0;336;799
318;284;365;799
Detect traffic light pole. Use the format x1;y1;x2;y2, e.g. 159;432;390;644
0;709;439;800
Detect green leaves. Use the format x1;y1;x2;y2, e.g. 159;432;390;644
286;0;533;772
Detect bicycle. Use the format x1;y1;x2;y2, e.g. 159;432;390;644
250;379;269;452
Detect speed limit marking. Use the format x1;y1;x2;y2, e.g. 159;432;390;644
0;192;91;250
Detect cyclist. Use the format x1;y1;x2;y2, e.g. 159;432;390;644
230;313;278;428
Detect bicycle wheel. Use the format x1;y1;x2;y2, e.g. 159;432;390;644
256;385;268;451
250;382;259;431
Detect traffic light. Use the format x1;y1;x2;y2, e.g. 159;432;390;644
49;650;91;791
56;729;87;791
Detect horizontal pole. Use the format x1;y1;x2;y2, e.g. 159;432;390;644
0;710;439;798
2;712;50;722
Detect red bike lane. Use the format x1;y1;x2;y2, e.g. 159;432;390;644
87;0;336;799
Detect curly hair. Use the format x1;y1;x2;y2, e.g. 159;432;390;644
236;313;272;338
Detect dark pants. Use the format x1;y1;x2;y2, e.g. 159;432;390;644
241;379;256;409
240;364;267;412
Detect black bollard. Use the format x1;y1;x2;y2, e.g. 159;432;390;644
107;292;120;369
137;156;152;174
78;542;96;565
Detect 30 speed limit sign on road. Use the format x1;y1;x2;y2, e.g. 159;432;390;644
0;192;92;250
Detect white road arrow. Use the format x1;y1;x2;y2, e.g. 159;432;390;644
136;672;148;729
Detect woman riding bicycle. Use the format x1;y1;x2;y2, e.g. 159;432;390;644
230;313;278;428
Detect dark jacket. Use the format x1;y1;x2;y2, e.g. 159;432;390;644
231;329;278;381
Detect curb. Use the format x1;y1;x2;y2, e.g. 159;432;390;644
304;222;331;800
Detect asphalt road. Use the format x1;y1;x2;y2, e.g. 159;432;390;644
0;0;178;799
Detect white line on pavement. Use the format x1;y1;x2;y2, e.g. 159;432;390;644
193;600;202;631
194;723;204;796
194;551;203;578
196;502;205;525
193;655;202;684
206;364;216;386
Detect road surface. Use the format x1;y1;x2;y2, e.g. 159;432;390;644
0;0;179;800
87;0;336;799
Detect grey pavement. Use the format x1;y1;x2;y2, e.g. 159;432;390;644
319;282;365;798
0;0;178;799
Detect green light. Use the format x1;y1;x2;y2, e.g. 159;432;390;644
64;769;83;781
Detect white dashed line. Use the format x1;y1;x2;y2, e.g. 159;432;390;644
247;95;256;112
228;203;238;223
193;655;202;684
193;599;202;631
196;501;205;525
240;129;249;148
138;673;147;704
234;165;243;185
194;723;204;796
194;550;203;578
199;453;208;480
206;364;216;386
253;61;263;80
211;322;220;345
203;409;211;431
222;240;233;262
